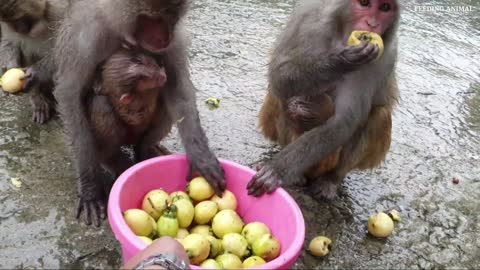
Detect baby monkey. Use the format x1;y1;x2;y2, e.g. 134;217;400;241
88;49;168;175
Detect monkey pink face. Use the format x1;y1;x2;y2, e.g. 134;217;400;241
351;0;398;35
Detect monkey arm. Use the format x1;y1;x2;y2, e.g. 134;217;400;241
163;40;225;195
248;74;375;196
269;42;379;101
280;84;373;175
19;52;56;93
54;13;118;226
268;2;379;101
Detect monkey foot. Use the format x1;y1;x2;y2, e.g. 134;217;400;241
76;196;107;228
31;95;53;124
307;176;340;201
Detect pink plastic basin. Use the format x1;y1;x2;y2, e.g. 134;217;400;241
108;154;305;269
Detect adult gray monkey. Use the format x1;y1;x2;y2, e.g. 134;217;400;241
250;0;400;199
54;0;225;227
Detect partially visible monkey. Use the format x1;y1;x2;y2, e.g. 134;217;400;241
54;0;225;227
0;0;72;124
88;49;169;178
248;0;400;199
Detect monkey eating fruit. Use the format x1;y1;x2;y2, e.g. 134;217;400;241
348;31;384;60
249;0;400;200
0;68;26;93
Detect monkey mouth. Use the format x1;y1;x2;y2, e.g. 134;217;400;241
135;15;172;53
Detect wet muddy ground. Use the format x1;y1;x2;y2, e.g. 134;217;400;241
0;0;479;269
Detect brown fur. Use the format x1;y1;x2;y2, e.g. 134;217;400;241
88;49;166;148
258;74;398;180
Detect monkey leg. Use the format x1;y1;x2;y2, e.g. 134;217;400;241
308;105;393;200
340;105;393;173
258;91;303;147
285;94;342;179
286;94;335;134
258;91;342;180
258;91;282;142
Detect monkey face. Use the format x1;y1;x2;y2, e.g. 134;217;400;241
132;0;189;53
101;50;166;110
135;15;172;53
0;0;49;38
351;0;398;35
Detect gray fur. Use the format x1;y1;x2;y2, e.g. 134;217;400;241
248;0;401;197
54;0;224;227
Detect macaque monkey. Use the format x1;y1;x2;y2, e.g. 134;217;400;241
54;0;225;227
0;0;72;123
88;49;169;177
249;0;400;199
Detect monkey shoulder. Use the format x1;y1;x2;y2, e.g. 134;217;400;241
54;5;117;73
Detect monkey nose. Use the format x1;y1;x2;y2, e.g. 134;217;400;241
366;20;379;28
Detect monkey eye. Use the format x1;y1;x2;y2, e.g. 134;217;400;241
359;0;370;7
379;3;392;11
132;57;144;65
11;16;34;34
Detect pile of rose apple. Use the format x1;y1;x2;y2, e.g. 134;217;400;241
123;177;281;268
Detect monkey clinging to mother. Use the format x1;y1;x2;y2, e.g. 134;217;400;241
53;0;226;227
248;0;400;199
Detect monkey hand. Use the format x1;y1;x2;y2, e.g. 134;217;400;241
76;171;108;227
247;162;306;197
187;150;226;196
337;42;380;71
20;67;39;92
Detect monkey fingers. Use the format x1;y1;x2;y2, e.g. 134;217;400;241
20;67;38;92
247;165;283;197
340;42;379;67
31;95;52;124
253;161;265;172
188;155;226;196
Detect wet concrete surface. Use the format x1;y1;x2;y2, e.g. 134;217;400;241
1;0;479;269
